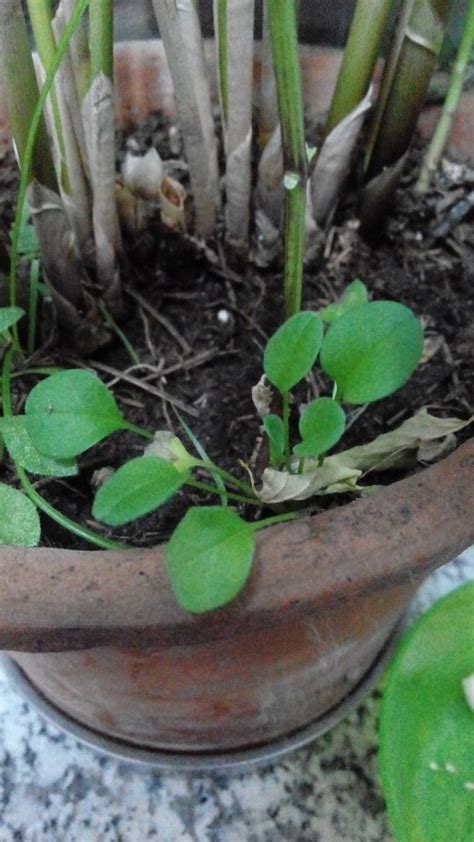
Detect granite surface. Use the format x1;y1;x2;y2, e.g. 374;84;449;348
0;549;472;842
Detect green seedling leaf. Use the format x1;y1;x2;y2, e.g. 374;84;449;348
263;414;285;464
25;369;127;459
0;306;25;332
264;311;323;393
379;583;474;842
320;279;368;325
0;483;40;545
0;416;77;477
93;456;187;526
165;507;255;614
320;301;423;404
294;397;346;458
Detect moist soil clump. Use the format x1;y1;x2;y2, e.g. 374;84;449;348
1;117;473;550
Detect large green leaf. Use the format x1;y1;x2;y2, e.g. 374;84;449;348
320;301;423;403
93;456;187;526
294;397;346;457
25;369;127;458
165;507;255;613
264;311;323;393
0;306;25;332
0;483;40;545
0;416;77;476
379;583;474;842
320;279;368;324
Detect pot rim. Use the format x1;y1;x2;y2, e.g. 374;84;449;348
0;441;472;652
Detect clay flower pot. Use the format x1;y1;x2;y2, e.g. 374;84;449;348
0;42;473;766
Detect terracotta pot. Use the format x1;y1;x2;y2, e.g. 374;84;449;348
1;41;473;760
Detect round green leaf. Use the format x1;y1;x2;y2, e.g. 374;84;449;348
320;279;368;325
264;311;323;393
165;507;255;614
1;416;77;477
25;369;126;458
263;414;285;463
294;397;346;458
320;301;423;404
0;483;40;545
379;583;474;842
0;306;25;332
93;456;186;526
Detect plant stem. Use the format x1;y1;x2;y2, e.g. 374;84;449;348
185;478;259;506
27;258;40;356
266;0;307;317
282;391;291;470
7;0;90;338
98;301;140;365
416;0;474;193
123;422;154;441
89;0;113;79
151;0;219;237
251;510;300;531
26;0;71;193
326;0;392;134
365;0;451;178
214;0;255;252
1;348;128;550
0;0;58;191
195;460;255;498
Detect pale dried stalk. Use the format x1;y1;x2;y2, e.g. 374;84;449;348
214;0;255;251
61;0;91;101
311;86;374;226
53;2;91;176
152;0;219;238
258;2;278;144
82;72;122;307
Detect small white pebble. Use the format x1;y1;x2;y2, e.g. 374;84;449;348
463;781;474;791
429;761;440;771
415;231;423;241
217;309;230;324
462;674;474;712
445;763;457;774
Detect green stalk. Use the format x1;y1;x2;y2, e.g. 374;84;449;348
365;0;451;178
195;461;256;498
89;0;113;79
8;0;90;334
214;0;228;124
185;478;259;506
282;391;291;471
416;0;474;193
26;0;70;193
266;0;307;317
0;0;57;190
326;0;392;134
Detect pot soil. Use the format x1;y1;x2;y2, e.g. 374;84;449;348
0;42;473;761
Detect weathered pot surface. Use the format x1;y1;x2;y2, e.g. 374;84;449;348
0;42;473;759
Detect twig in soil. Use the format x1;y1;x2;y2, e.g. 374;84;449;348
345;404;369;433
77;360;200;417
125;286;192;354
138;306;158;363
432;190;474;239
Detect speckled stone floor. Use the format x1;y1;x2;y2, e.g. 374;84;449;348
0;549;472;842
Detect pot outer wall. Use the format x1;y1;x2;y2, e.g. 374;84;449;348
11;585;412;752
2;43;473;754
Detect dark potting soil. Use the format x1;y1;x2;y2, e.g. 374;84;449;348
0;116;473;550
